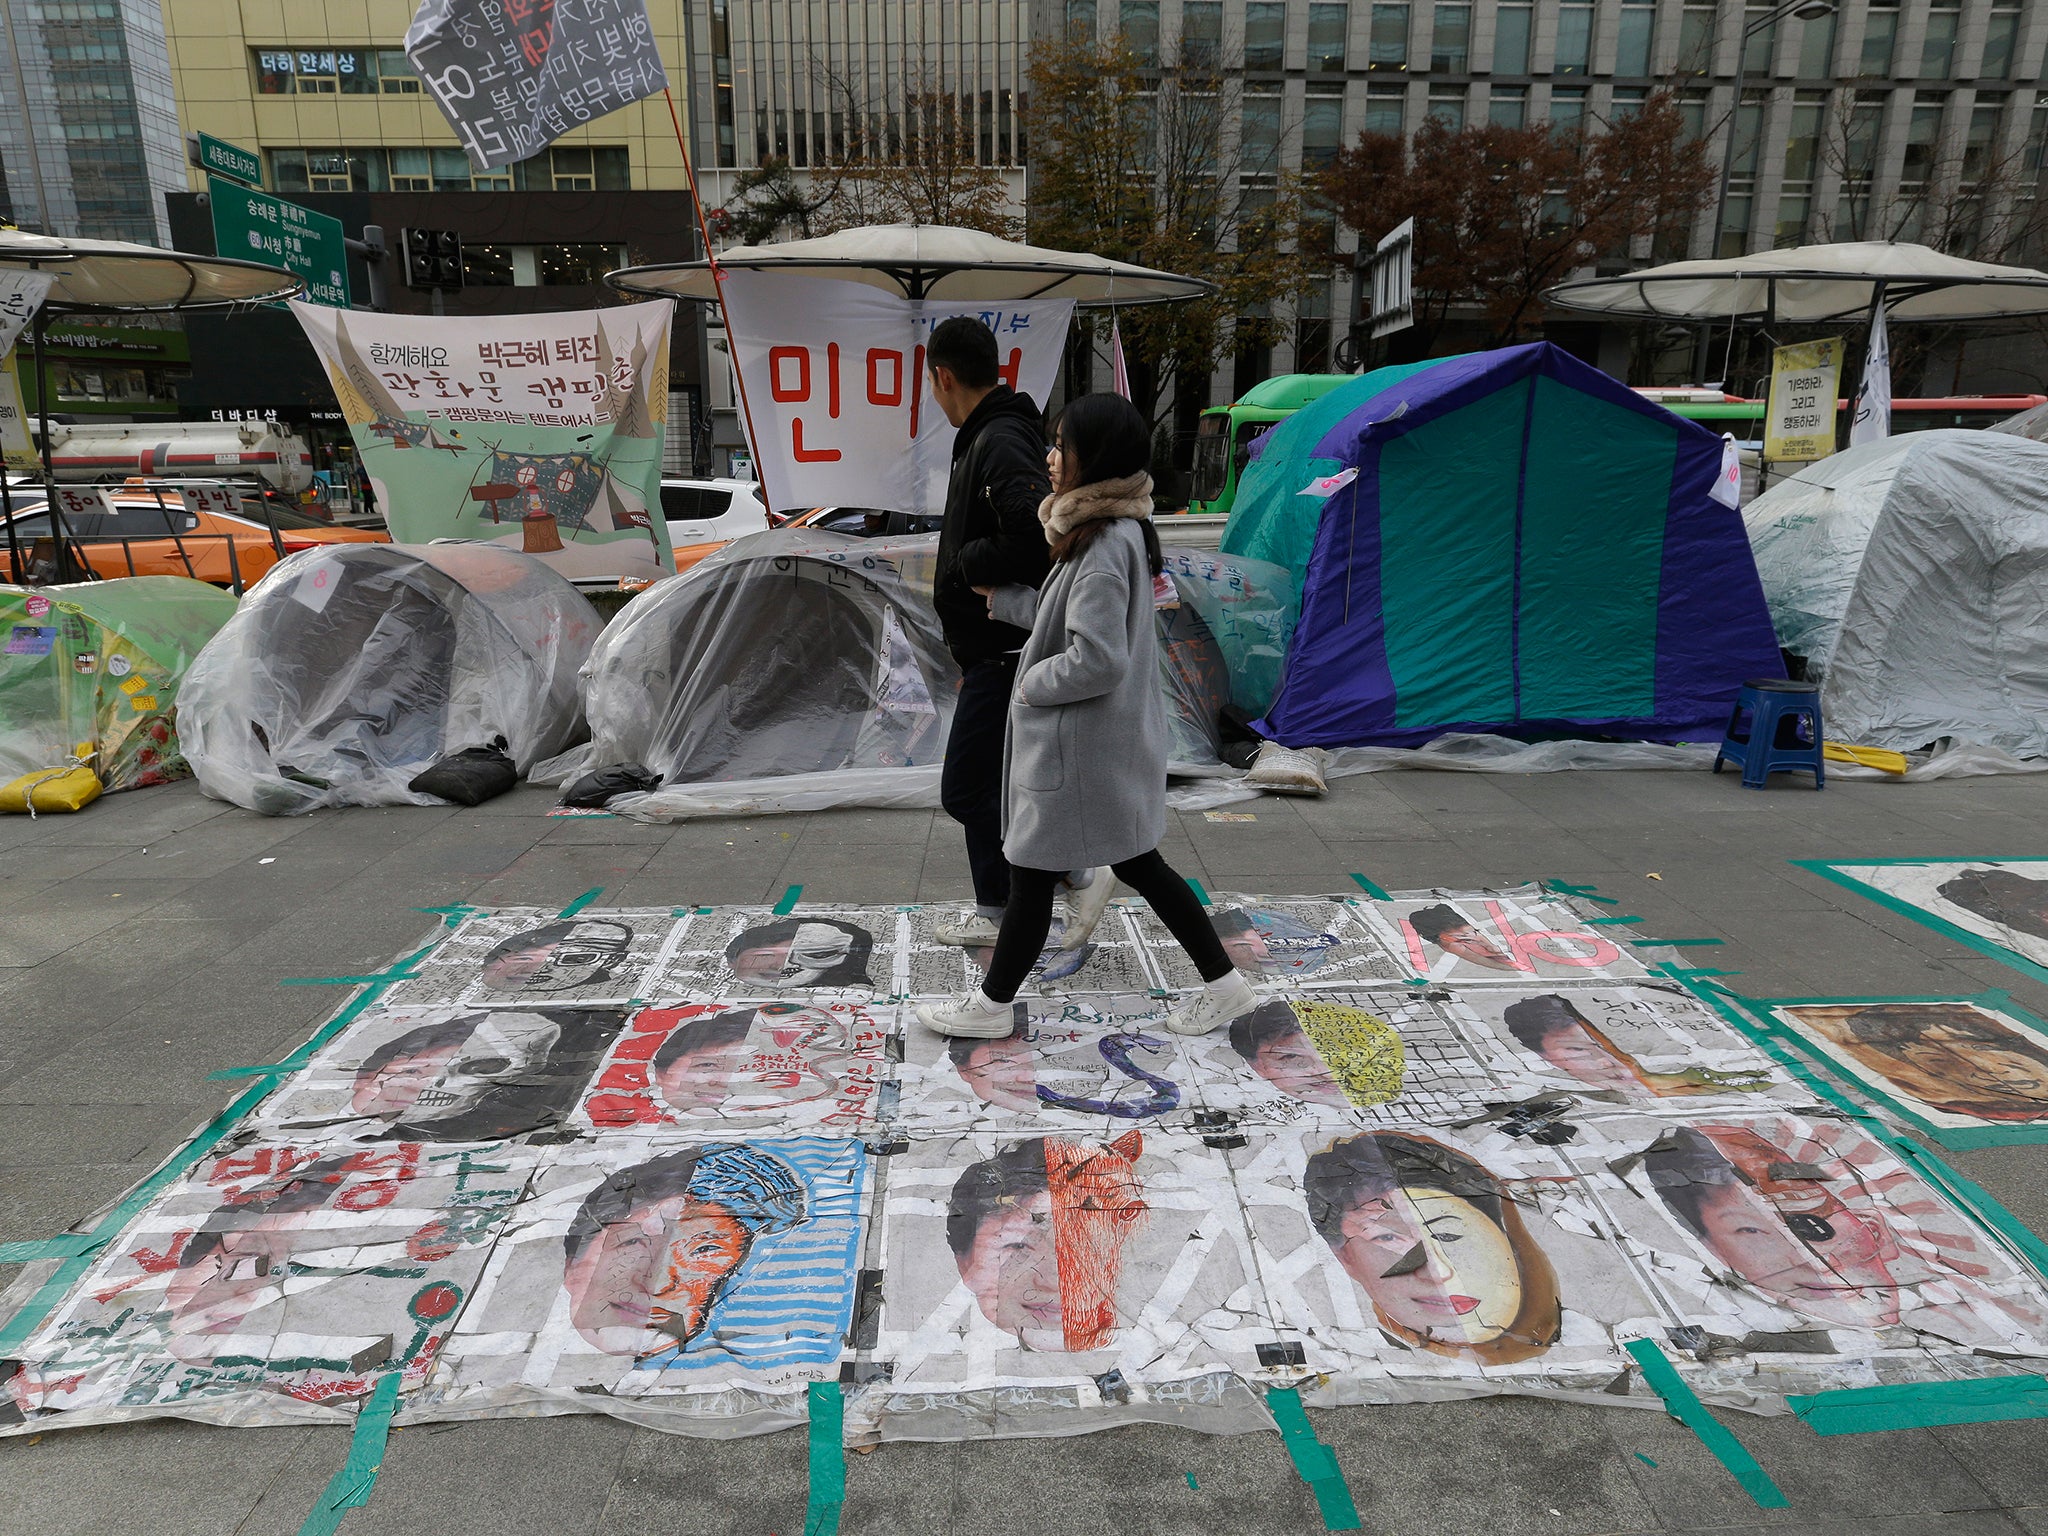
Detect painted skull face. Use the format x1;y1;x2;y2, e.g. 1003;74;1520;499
732;923;856;986
480;922;631;994
351;1015;562;1122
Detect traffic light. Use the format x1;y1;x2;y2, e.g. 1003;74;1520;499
401;227;464;291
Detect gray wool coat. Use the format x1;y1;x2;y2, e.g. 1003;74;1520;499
988;515;1167;872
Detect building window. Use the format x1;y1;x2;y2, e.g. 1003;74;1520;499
1302;89;1344;168
710;0;736;166
1963;98;2006;183
1783;90;1825;184
1795;6;1835;78
1901;92;1945;185
1549;86;1587;136
1244;2;1286;70
1554;3;1593;76
1427;84;1465;129
1858;0;1898;77
1775;194;1810;246
1921;0;1959;79
1678;86;1710;141
1295;279;1332;372
1741;2;1779;75
1368;3;1409;70
266;145;624;194
462;244;516;286
1065;0;1098;35
2026;100;2048;174
1489;84;1527;129
1430;4;1469;72
1677;1;1714;76
1307;2;1348;71
538;245;620;285
1120;0;1160;66
1492;2;1531;73
1611;86;1649;119
1615;0;1653;77
374;50;420;93
1365;80;1406;135
1984;2;2020;81
1241;87;1283;173
1181;1;1223;68
252;48;377;94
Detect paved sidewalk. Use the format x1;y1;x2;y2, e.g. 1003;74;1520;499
5;770;2048;1536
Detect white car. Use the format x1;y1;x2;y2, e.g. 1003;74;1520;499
660;477;769;549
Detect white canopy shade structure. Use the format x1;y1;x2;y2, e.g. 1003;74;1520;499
0;229;302;312
1547;242;2048;325
608;223;1215;306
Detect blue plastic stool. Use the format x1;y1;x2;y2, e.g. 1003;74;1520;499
1713;678;1825;789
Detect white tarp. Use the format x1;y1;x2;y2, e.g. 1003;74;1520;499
717;272;1072;514
1744;429;2048;757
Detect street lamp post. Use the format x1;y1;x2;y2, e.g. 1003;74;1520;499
1710;0;1837;261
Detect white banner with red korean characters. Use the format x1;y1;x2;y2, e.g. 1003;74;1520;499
717;271;1074;515
291;300;675;583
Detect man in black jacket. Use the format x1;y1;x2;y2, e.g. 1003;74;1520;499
927;316;1052;946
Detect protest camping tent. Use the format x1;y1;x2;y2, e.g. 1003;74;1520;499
1744;429;2048;756
179;543;601;813
1222;342;1783;747
0;577;238;796
569;531;1297;818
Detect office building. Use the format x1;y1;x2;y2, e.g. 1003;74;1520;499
0;0;188;241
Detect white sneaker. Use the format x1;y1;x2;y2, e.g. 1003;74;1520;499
1165;971;1259;1036
1059;867;1117;950
916;989;1018;1039
933;913;1002;946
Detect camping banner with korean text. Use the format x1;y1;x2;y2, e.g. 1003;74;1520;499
291;300;674;583
716;271;1073;515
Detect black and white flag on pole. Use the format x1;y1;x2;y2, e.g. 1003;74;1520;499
405;0;668;173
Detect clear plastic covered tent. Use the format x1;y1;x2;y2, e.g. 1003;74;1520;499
0;576;238;794
568;529;1295;820
180;542;602;814
1744;429;2048;757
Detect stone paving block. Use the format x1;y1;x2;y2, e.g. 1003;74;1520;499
591;1424;809;1536
0;1420;313;1536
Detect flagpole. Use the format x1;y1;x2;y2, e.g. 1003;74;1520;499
661;85;776;515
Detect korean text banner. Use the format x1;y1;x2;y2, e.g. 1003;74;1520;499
717;271;1074;515
406;0;669;173
291;300;674;584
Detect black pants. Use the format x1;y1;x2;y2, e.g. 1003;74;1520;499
940;655;1019;910
982;850;1234;1003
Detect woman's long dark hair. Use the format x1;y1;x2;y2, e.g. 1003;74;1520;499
1049;392;1163;575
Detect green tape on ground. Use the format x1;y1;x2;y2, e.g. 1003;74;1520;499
413;904;478;928
1187;876;1213;906
557;886;604;917
298;1372;402;1536
1587;915;1645;925
1789;1375;2048;1435
1624;1340;1786;1507
774;884;803;915
1266;1387;1361;1531
1347;872;1391;901
281;974;398;987
803;1380;845;1536
1543;880;1618;905
207;1063;292;1080
0;1231;109;1263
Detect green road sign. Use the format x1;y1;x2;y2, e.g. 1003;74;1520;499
196;132;262;187
207;176;350;308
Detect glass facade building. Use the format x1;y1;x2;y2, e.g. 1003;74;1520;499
0;0;187;241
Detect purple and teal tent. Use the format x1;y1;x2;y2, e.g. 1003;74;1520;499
1220;342;1783;748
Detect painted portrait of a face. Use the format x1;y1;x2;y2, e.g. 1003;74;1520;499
163;1156;358;1362
350;1014;560;1122
1644;1126;1911;1331
1210;908;1339;979
1788;1003;2048;1123
1500;994;1751;1099
1306;1132;1562;1364
949;1026;1039;1113
1406;905;1520;972
649;1004;856;1115
1230;999;1346;1107
561;1144;807;1360
1228;998;1404;1110
725;919;873;989
1937;868;2048;944
946;1133;1147;1353
478;920;633;995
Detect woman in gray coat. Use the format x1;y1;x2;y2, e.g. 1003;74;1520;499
917;393;1258;1040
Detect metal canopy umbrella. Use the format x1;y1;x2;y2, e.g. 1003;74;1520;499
607;223;1216;306
1546;241;2048;325
0;230;302;584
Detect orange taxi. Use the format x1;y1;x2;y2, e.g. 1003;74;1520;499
665;505;942;577
0;488;386;588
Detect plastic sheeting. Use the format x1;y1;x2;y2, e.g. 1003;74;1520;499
179;543;601;814
12;888;2048;1444
576;531;1296;822
0;577;238;794
1745;430;2048;758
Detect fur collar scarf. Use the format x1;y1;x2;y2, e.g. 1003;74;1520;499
1039;472;1154;540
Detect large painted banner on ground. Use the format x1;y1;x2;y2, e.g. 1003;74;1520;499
717;271;1074;515
291;300;674;584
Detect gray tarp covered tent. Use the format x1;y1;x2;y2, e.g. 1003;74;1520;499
1743;429;2048;756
